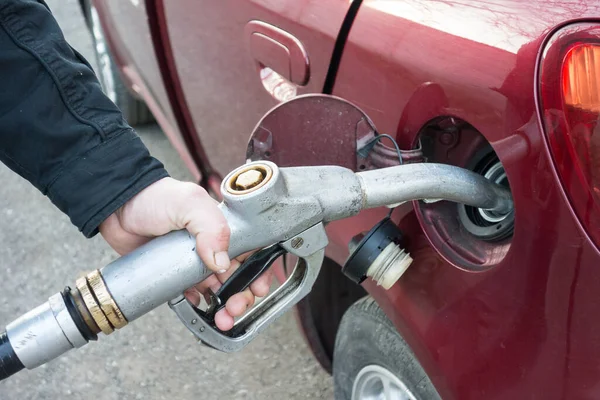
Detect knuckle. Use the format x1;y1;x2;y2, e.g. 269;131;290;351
183;182;208;199
216;222;231;238
195;222;230;244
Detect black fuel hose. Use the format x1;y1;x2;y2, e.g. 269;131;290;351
0;331;24;381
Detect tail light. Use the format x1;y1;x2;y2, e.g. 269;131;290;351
539;24;600;248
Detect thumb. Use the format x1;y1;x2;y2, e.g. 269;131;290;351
179;189;231;274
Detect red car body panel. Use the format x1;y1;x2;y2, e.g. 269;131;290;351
331;1;600;398
93;0;600;398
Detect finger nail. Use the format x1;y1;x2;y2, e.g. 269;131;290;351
214;251;230;270
218;269;227;274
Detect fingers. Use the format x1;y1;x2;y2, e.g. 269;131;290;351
213;290;255;331
225;290;256;315
194;274;220;293
184;288;201;306
191;251;275;331
193;272;269;331
202;253;271;298
197;251;248;286
249;269;273;297
214;309;234;331
99;213;153;255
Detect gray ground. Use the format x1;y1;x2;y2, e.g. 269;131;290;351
0;1;333;399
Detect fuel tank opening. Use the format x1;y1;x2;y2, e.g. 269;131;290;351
458;147;515;241
415;117;513;271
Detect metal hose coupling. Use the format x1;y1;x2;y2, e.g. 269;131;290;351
75;270;128;335
1;269;127;380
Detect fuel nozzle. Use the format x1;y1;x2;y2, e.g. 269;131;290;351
0;153;513;380
342;218;413;290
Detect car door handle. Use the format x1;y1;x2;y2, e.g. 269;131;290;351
245;20;310;86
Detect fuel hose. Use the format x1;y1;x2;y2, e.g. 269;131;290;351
0;331;24;381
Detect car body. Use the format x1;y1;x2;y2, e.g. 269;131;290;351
84;1;600;398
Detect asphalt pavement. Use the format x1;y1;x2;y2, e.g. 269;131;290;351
0;1;333;399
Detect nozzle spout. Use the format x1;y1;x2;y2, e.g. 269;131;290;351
357;163;513;214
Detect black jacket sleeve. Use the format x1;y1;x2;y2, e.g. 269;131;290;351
0;0;169;237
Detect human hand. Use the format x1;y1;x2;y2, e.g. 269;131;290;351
99;177;272;331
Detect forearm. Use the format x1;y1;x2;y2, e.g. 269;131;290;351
0;0;168;237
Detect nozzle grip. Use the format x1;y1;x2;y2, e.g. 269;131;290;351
99;230;213;322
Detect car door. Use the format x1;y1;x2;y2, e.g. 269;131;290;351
90;0;201;180
161;0;354;177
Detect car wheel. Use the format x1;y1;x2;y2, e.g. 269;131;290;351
83;1;153;126
333;297;441;400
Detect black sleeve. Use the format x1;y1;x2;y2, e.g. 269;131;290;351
0;0;169;237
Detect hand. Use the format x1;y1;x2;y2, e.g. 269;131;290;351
99;177;272;331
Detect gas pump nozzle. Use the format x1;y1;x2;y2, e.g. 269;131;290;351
0;159;511;380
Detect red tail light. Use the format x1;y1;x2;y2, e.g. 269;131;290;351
540;25;600;248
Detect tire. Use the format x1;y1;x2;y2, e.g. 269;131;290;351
83;1;154;126
333;297;441;400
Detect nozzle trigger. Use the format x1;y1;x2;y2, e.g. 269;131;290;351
205;244;287;321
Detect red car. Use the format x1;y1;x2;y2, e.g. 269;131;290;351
80;1;600;398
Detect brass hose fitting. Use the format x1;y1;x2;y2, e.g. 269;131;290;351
75;270;128;335
87;270;127;329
